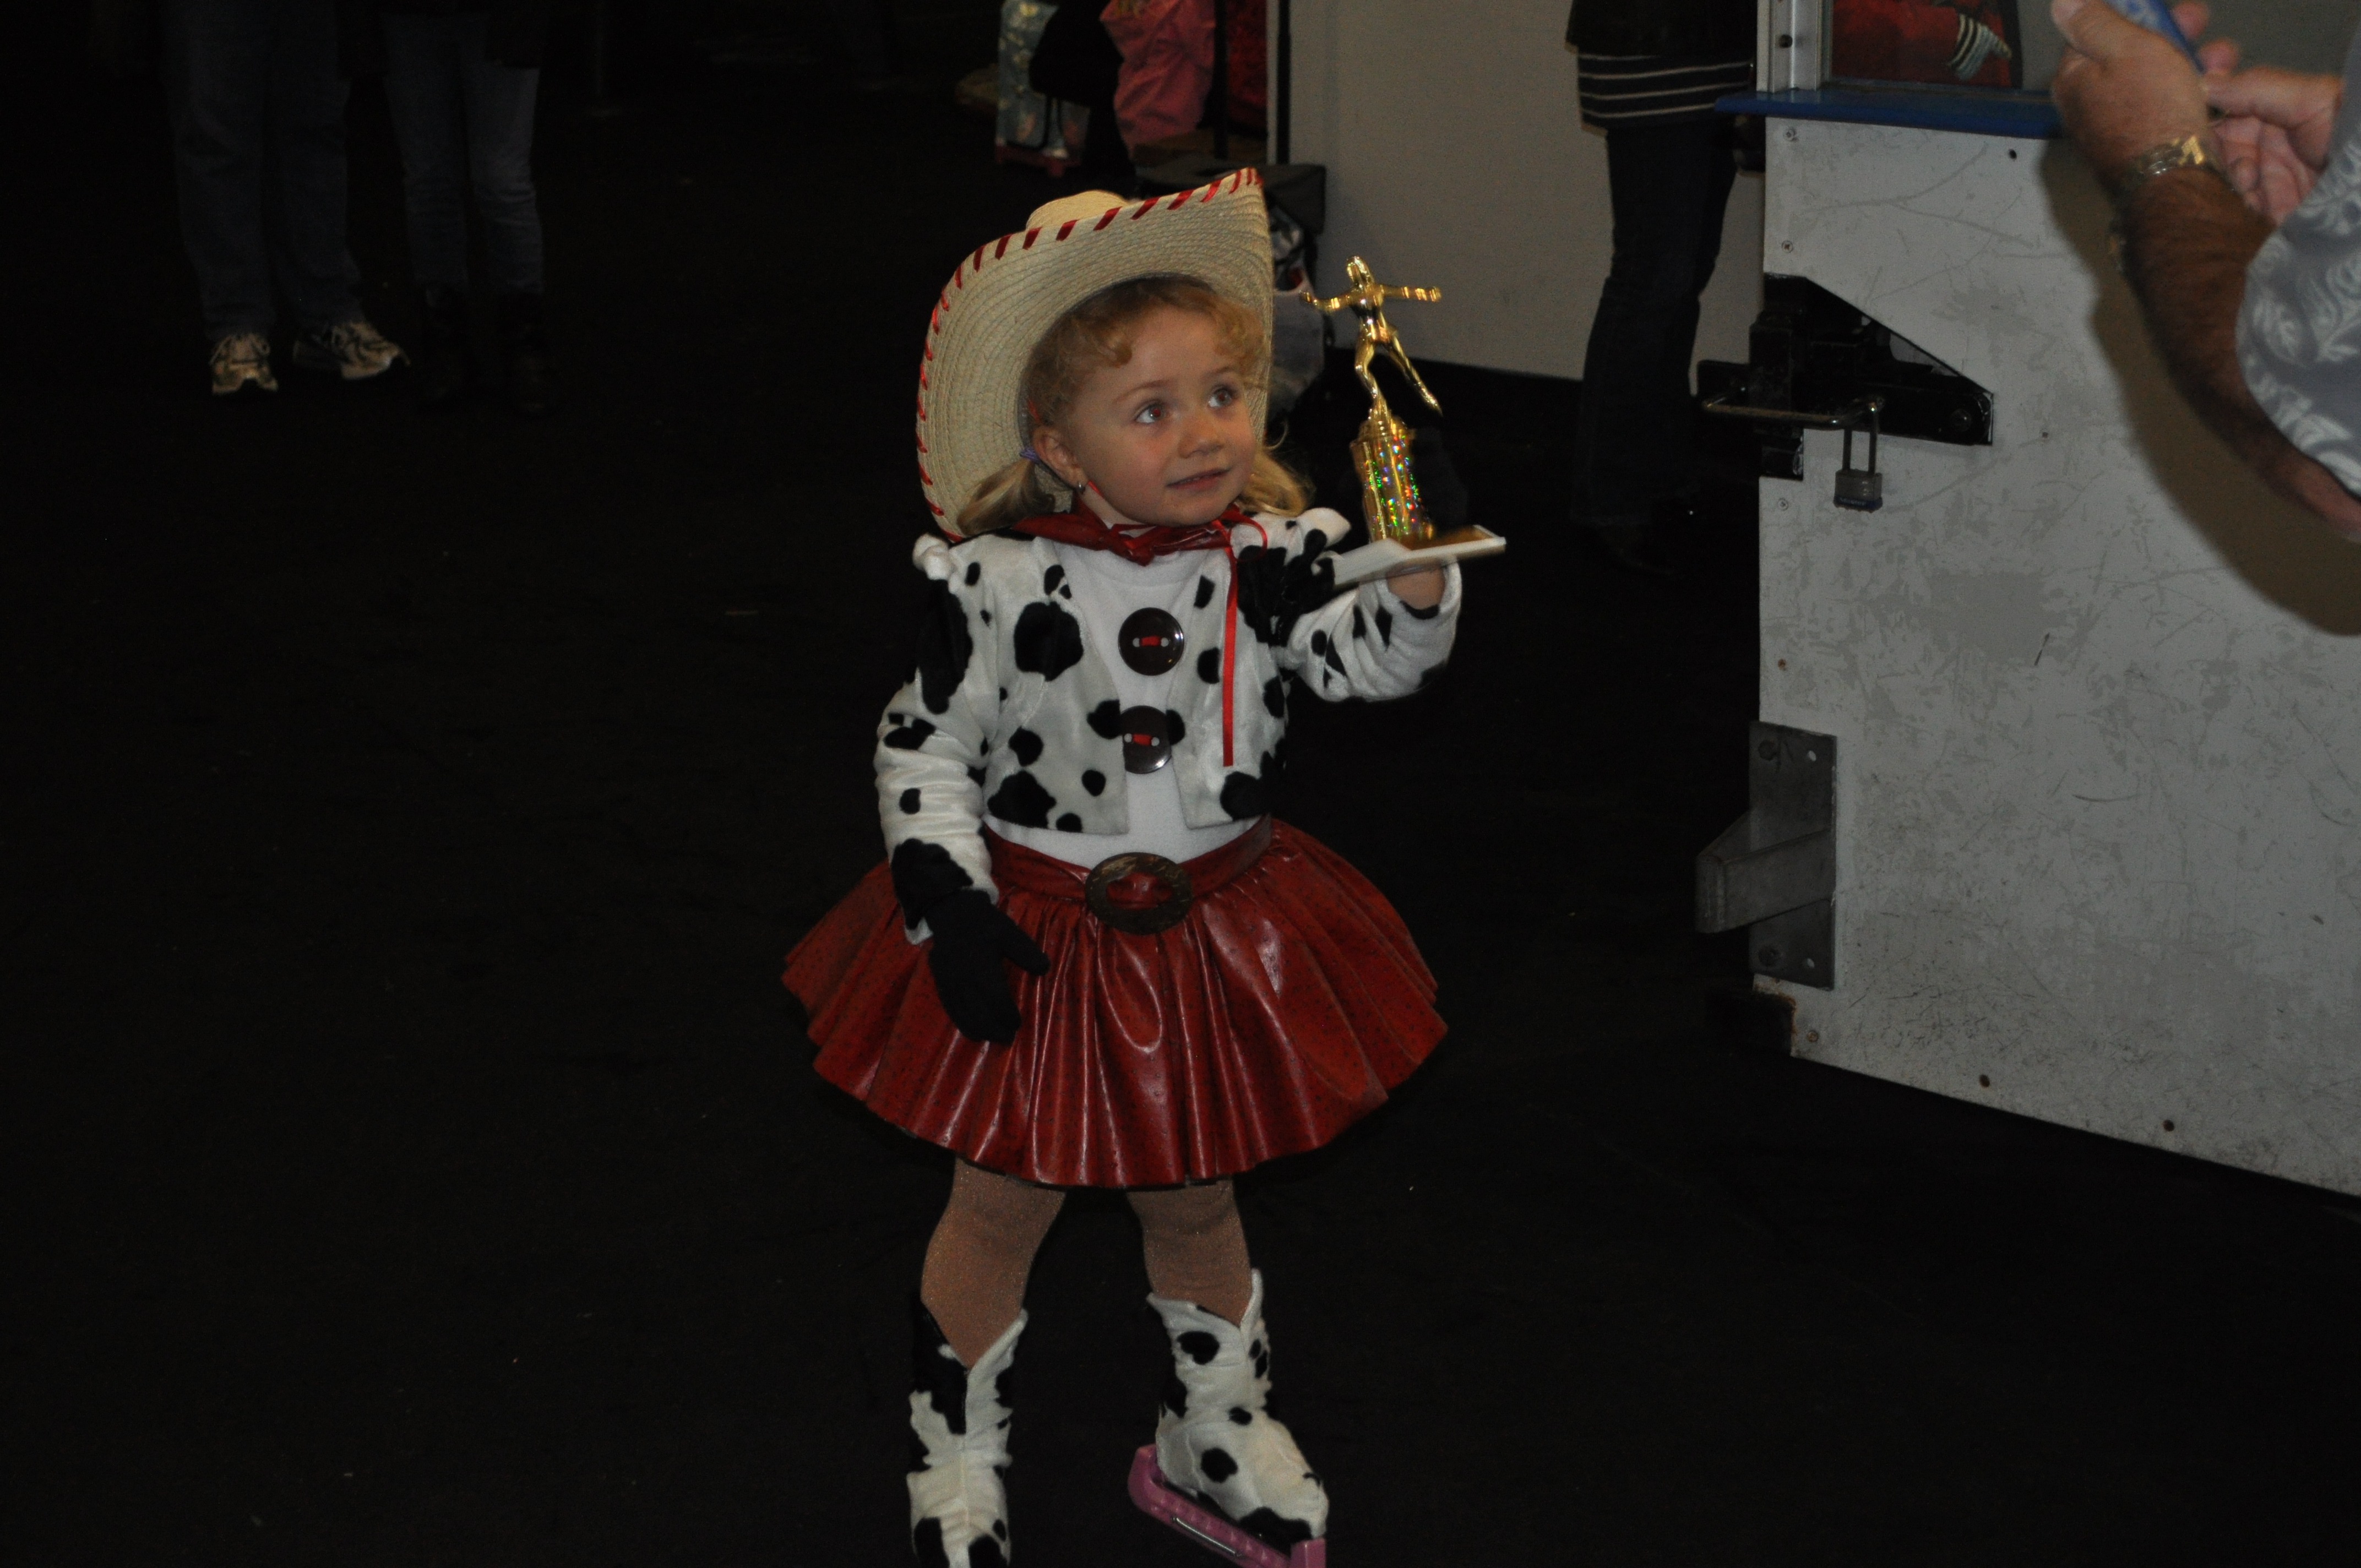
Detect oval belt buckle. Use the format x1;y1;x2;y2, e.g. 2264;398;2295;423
1084;852;1195;936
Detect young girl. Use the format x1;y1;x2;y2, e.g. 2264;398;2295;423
784;172;1463;1568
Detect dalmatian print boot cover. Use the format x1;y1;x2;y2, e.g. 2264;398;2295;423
907;1300;1022;1568
1143;1271;1328;1556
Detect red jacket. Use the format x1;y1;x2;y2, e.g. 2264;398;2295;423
1830;0;2016;89
1101;0;1268;151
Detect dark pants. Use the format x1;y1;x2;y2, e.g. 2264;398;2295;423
1574;118;1739;528
381;12;545;296
160;0;361;340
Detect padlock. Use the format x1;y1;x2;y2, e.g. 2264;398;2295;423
1833;418;1884;513
1834;466;1883;511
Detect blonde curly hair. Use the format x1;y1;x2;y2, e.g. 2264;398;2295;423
956;275;1309;536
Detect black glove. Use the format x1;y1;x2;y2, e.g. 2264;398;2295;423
923;889;1051;1044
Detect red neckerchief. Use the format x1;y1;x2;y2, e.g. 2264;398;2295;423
1014;505;1268;766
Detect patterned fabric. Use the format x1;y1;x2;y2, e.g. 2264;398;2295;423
783;821;1444;1187
2238;24;2361;499
1574;51;1753;128
873;508;1460;939
997;0;1089;169
993;542;1256;867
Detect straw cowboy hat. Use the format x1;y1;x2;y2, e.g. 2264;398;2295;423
916;170;1272;533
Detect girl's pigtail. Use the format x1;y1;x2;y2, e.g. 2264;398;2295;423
954;456;1073;536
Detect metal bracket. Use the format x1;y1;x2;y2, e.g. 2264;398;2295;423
1698;275;1993;483
1758;0;1823;91
1697;723;1836;988
1750;899;1832;989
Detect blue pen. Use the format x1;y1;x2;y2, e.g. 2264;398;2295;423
2103;0;2204;66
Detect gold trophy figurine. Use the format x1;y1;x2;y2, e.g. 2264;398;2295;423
1302;257;1506;581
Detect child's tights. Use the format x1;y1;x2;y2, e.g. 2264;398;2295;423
920;1158;1253;1366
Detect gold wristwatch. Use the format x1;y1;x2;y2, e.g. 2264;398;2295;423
2112;133;2229;209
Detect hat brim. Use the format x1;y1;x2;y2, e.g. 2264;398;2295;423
917;171;1273;534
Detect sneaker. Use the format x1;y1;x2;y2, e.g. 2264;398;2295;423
208;331;278;397
292;317;407;381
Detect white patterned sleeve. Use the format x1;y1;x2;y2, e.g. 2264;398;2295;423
873;537;1003;939
2237;33;2361;500
1286;565;1463;703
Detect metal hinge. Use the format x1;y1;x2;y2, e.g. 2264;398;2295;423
1697;723;1835;988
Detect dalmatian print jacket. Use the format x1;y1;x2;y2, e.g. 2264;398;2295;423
876;508;1463;936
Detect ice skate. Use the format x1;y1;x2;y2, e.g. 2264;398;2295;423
1133;1271;1328;1566
907;1300;1022;1567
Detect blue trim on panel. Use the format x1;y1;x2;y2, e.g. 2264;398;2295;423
1717;87;2061;139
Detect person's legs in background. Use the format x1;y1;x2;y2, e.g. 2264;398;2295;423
161;0;280;393
273;0;404;382
381;11;474;407
455;13;553;415
1573;117;1739;574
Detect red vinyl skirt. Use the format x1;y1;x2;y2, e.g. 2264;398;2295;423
782;819;1444;1188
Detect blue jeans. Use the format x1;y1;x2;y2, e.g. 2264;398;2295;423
381;12;545;296
1573;119;1739;527
161;0;361;339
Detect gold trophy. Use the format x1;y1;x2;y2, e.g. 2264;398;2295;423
1302;257;1507;582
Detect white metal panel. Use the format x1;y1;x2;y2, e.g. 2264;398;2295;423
1758;119;2361;1195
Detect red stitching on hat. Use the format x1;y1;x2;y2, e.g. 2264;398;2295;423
916;433;928;453
923;341;933;361
918;462;933;485
1166;192;1188;210
972;243;988;270
919;366;929;389
1198;184;1215;203
952;264;965;290
916;393;928;420
1058;219;1079;239
928;499;945;515
1095;208;1120;230
1023;227;1042;249
994;235;1011;259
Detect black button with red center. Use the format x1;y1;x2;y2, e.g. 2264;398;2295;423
1118;705;1172;774
1118;607;1186;676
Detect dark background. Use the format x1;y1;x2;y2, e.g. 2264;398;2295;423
10;3;2361;1563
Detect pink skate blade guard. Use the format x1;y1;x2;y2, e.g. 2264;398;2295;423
1127;1445;1326;1567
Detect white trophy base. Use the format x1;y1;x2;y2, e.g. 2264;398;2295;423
1325;526;1507;587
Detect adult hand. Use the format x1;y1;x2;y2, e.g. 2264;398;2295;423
2170;3;2239;78
2052;0;2215;184
2207;66;2341;222
923;889;1051;1044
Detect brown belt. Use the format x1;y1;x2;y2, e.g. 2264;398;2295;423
984;819;1274;937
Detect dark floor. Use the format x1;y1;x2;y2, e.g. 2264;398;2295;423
12;10;2361;1567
